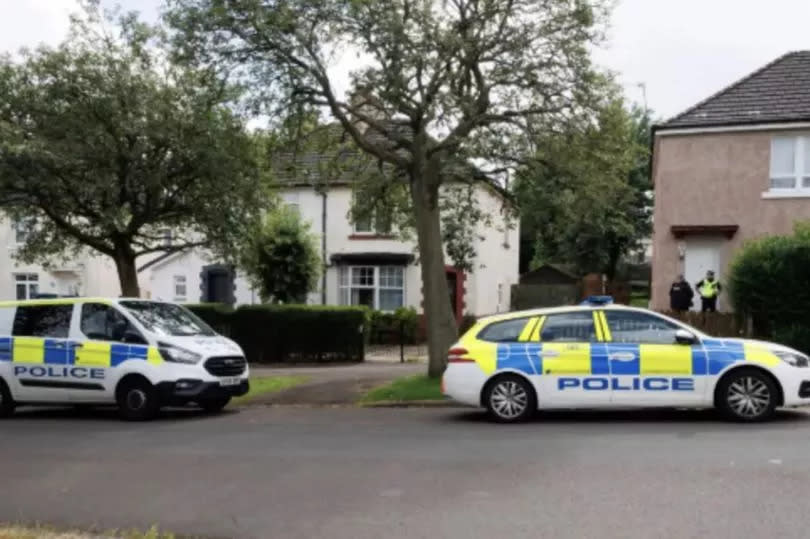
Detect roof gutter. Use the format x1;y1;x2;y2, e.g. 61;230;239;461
655;120;810;137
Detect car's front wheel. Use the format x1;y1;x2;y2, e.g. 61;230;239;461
484;374;536;423
199;396;231;413
717;368;778;422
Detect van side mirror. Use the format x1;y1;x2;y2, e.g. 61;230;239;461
675;329;696;345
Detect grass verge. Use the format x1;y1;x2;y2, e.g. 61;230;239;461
0;524;175;539
232;375;309;405
360;375;443;403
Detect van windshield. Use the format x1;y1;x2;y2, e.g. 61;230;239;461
120;301;216;337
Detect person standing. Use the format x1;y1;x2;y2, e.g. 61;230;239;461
669;274;694;313
696;270;722;312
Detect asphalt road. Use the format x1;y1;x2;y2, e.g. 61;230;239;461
3;406;810;539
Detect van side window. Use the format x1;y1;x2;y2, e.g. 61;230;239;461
12;305;73;338
81;303;144;344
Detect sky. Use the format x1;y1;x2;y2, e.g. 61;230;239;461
2;0;809;121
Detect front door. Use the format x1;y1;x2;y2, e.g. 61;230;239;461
601;310;706;406
684;237;723;311
533;311;612;407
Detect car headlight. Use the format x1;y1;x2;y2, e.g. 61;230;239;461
774;350;810;368
158;342;202;365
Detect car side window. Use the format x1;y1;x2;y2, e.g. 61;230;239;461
80;303;145;344
478;318;532;343
603;311;681;345
12;305;73;338
540;312;598;342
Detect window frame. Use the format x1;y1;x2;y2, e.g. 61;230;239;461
537;310;600;343
14;273;39;300
768;136;810;195
338;265;405;312
79;302;146;344
477;317;535;343
602;309;702;345
12;303;74;339
173;275;187;302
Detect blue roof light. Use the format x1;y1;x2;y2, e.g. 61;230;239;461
580;295;613;306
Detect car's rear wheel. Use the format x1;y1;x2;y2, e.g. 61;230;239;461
199;396;231;413
0;379;15;418
484;374;536;423
717;368;777;422
116;377;160;421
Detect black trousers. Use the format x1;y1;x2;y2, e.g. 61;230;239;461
701;297;717;312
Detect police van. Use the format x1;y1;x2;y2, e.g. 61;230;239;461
443;298;810;422
0;297;249;420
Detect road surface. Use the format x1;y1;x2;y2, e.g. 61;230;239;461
2;406;810;538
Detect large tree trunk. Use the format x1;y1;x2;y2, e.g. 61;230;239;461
113;248;140;297
410;170;459;378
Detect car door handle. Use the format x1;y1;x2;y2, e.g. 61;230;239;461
538;350;560;358
609;353;636;361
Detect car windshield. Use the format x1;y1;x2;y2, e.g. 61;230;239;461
120;301;216;337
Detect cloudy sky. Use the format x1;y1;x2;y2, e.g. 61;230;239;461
2;0;809;121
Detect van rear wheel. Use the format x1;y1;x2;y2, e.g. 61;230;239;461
0;379;15;418
116;377;159;421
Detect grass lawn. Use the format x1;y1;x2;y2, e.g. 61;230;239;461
0;525;174;539
232;375;309;405
360;375;444;403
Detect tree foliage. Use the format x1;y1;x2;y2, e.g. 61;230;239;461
515;99;651;278
0;1;268;296
167;0;610;376
728;222;810;353
241;206;321;304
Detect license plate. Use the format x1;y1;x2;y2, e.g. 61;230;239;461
219;377;242;387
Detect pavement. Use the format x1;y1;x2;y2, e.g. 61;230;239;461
4;406;810;538
249;362;424;405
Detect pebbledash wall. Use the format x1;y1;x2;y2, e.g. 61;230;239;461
651;129;810;311
143;183;520;316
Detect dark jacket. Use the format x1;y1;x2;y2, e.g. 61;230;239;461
669;281;694;311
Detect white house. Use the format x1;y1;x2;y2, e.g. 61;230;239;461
143;181;519;317
0;215;122;300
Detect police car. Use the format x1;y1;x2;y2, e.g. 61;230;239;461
0;297;249;420
442;298;810;422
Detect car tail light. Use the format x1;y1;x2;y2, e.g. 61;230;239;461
448;347;474;363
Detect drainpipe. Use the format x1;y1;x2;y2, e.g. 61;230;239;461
321;190;328;305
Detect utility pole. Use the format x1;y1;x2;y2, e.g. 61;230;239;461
637;82;648;114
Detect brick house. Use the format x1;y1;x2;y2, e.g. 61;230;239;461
651;51;810;311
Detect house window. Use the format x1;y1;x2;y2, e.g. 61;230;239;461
12;218;31;244
339;266;404;311
770;137;810;191
352;210;392;235
15;273;39;300
173;275;187;302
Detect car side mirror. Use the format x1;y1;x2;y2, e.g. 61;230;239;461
675;329;696;345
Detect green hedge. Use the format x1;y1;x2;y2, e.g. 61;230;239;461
185;303;234;336
186;303;369;363
728;222;810;353
369;307;420;344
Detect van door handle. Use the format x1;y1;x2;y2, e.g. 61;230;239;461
609;353;636;361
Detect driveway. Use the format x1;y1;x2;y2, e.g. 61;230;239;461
3;407;810;538
249;361;423;405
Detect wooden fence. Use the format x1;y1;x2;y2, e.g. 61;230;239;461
658;310;751;338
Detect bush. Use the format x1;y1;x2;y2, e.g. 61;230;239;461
185;303;369;363
186;303;234;336
369;307;420;344
728;222;810;353
230;305;369;363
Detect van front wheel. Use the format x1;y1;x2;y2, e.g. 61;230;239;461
116;377;159;421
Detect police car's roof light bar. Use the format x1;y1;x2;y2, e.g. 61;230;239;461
580;295;614;305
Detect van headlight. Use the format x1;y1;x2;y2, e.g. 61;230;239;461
774;350;809;368
158;343;202;365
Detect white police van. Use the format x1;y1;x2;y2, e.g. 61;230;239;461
0;297;249;420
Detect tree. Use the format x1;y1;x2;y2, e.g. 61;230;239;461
515;98;650;279
0;1;268;297
240;205;321;303
167;0;608;376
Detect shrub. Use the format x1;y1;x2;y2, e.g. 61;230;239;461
369;307;420;344
186;303;234;336
230;304;369;363
728;222;810;353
